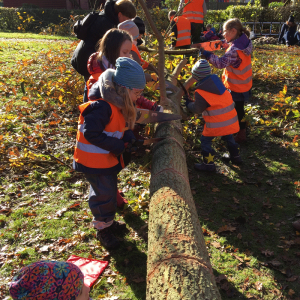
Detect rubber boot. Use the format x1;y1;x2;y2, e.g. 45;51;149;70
234;128;246;143
228;145;243;165
194;152;216;172
116;191;128;209
96;225;120;250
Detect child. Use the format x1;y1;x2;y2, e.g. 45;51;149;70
9;260;90;300
133;16;146;46
118;19;159;76
86;28;132;99
184;59;242;172
73;57;146;249
168;10;191;49
200;18;253;143
200;24;219;42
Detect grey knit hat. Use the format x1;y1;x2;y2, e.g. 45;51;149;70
118;20;140;40
192;59;211;81
113;57;146;90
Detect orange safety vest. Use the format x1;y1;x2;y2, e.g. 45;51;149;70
182;0;204;24
131;44;149;69
73;99;126;169
222;48;252;93
196;89;239;137
173;16;191;47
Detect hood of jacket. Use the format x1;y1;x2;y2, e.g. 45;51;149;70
87;52;102;75
103;0;119;25
195;74;226;95
89;69;125;110
231;33;253;56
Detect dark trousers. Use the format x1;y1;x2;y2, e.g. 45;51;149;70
83;75;89;103
85;173;118;229
201;134;238;154
234;101;246;129
191;22;204;44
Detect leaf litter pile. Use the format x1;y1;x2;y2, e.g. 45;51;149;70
0;38;300;299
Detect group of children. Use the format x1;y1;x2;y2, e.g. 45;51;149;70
8;17;253;300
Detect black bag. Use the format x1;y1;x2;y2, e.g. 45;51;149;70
73;11;99;40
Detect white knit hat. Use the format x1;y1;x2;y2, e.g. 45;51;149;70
118;20;139;40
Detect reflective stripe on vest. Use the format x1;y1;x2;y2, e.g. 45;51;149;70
183;0;204;24
173;16;191;47
223;48;252;93
73;99;126;169
196;89;239;136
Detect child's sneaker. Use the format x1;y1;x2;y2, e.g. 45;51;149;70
97;226;120;250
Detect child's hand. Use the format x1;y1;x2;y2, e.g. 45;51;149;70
183;95;193;107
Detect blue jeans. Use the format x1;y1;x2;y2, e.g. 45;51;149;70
201;134;238;154
85;172;118;230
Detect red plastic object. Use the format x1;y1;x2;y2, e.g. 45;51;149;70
67;255;109;287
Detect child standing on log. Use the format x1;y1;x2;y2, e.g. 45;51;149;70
184;59;242;172
200;18;253;143
73;57;146;249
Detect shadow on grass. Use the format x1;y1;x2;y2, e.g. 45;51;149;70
188;134;300;299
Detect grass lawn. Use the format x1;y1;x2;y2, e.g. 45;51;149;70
0;34;300;299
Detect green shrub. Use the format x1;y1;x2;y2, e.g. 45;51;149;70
269;2;284;8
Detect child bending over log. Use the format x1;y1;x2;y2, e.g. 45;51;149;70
184;59;242;172
73;58;147;249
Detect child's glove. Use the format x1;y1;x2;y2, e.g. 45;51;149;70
201;50;212;59
122;130;137;152
183;95;193;108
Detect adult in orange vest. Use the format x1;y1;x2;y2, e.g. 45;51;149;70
200;18;253;143
178;0;207;43
184;59;242;172
73;57;146;249
168;10;191;49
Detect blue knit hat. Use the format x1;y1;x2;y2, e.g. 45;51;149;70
192;59;211;81
113;57;146;90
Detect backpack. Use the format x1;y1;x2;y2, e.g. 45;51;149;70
73;11;99;40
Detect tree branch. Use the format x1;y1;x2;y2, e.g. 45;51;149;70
137;0;167;106
138;45;199;55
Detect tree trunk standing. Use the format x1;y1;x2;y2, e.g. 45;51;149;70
136;1;221;298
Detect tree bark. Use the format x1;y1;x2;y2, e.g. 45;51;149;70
136;1;221;298
146;78;221;300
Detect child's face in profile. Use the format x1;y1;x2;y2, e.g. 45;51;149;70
119;40;133;59
76;284;90;300
223;27;237;42
128;89;143;103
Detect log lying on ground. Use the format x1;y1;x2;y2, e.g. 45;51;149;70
146;71;221;300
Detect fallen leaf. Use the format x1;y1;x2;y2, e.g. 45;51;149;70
233;197;239;204
217;224;236;233
261;249;274;257
288;289;295;296
286;275;298;282
107;277;115;284
212;187;220;192
255;281;263;291
211;241;221;248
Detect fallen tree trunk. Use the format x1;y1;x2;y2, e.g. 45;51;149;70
146;75;221;300
136;1;221;298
